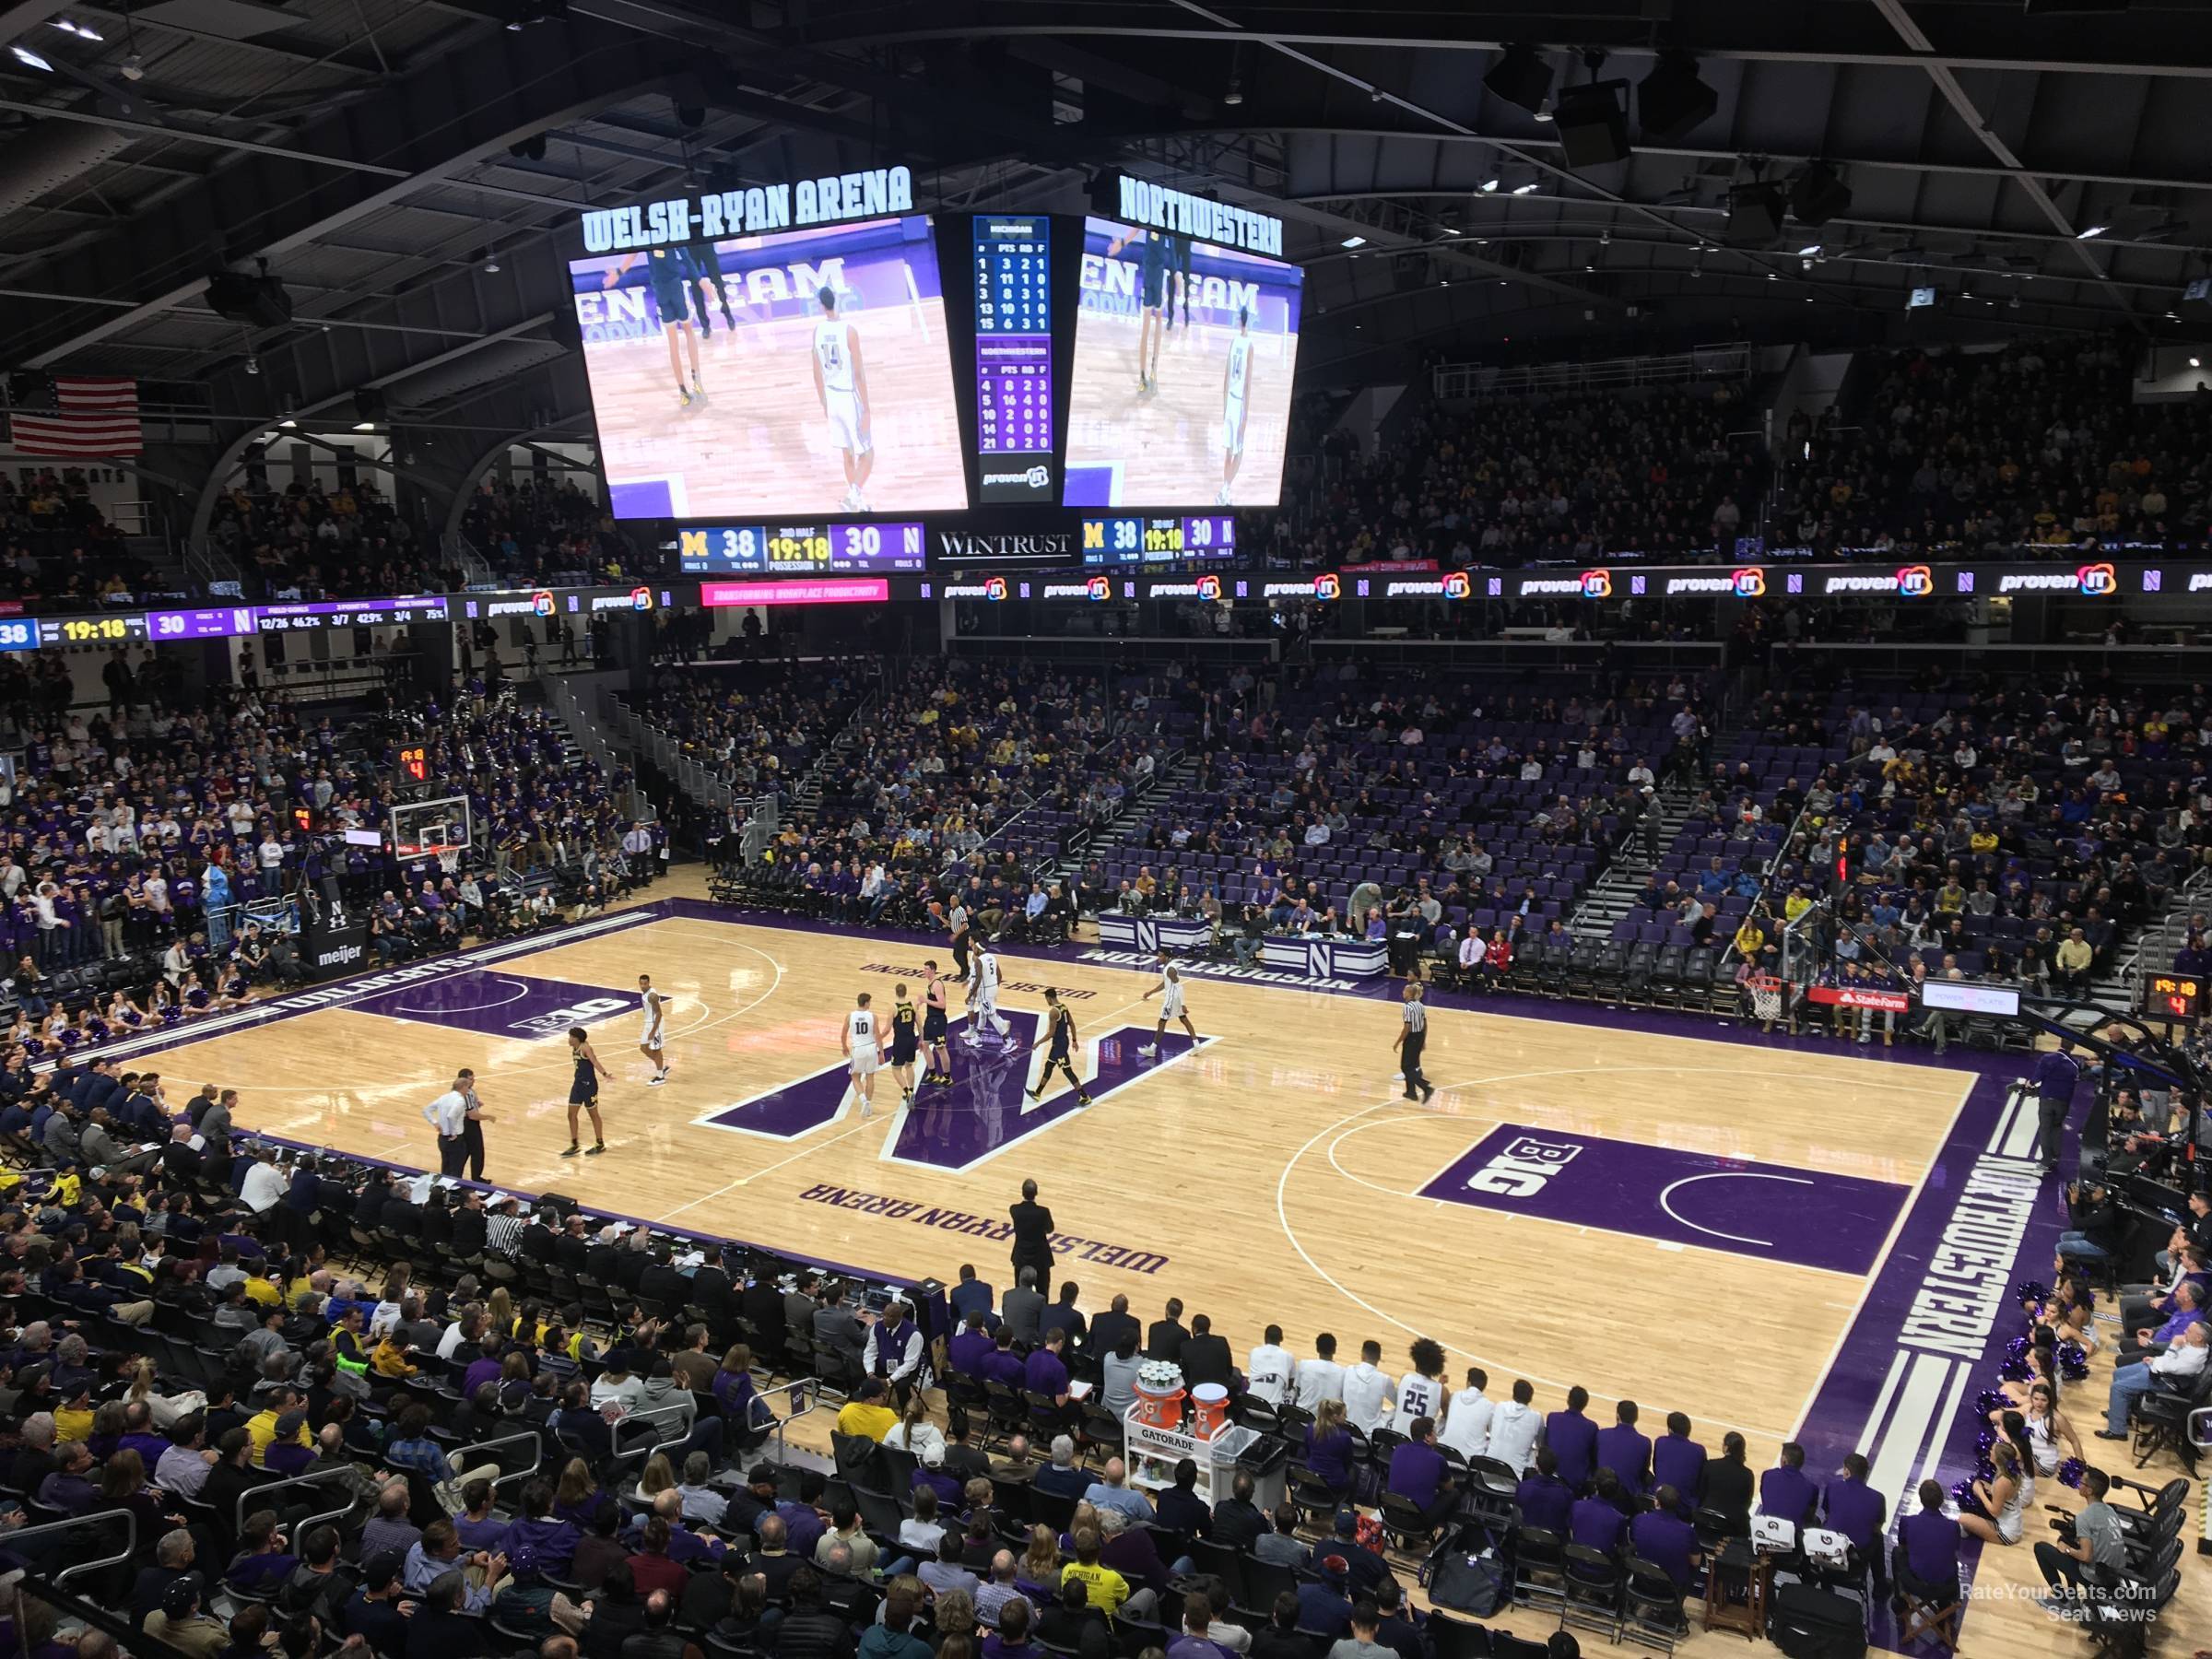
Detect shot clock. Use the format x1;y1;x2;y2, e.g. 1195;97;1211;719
2144;973;2202;1022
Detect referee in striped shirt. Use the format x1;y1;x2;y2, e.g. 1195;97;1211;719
1395;982;1437;1103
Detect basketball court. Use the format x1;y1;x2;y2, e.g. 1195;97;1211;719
1064;312;1297;508
99;875;2197;1655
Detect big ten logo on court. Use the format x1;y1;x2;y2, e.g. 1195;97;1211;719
1441;570;1472;600
1195;573;1222;602
510;996;631;1038
1731;566;1766;597
1087;575;1112;601
2076;560;2117;595
1895;564;1935;597
530;589;557;617
1578;569;1612;598
1464;1134;1583;1197
1313;571;1342;601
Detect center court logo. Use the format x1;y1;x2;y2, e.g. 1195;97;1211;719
1463;1134;1583;1197
510;995;631;1038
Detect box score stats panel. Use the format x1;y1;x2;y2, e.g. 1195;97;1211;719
972;216;1053;504
0;595;451;651
677;521;928;575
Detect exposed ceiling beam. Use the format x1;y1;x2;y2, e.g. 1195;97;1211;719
0;96;412;174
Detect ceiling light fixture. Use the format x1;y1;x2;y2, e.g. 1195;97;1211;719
1797;243;1823;257
1223;77;1242;107
353;420;376;430
2193;357;2204;369
1512;182;1539;195
11;44;53;70
120;51;143;79
1478;179;1500;194
1340;235;1368;249
2077;224;2108;240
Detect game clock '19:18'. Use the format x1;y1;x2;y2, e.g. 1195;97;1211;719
677;520;926;574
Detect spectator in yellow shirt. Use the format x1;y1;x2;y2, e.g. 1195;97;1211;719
1734;919;1766;959
1059;1527;1133;1617
246;1389;313;1467
835;1378;899;1442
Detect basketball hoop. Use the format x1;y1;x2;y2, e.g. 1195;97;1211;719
1747;973;1784;1025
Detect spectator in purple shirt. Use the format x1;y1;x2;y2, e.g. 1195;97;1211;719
1544;1386;1599;1491
1382;1417;1455;1525
1594;1401;1652;1499
912;1445;963;1512
1022;1330;1071;1405
1649;1414;1706;1517
1892;1480;1961;1609
1822;1453;1888;1590
1569;1476;1630;1554
947;1313;994;1380
1513;1449;1574;1535
1758;1442;1819;1529
978;1330;1027;1393
1628;1487;1700;1589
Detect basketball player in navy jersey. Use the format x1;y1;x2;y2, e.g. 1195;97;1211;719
638;974;669;1085
605;249;703;408
921;959;953;1086
1027;988;1091;1107
562;1027;610;1159
811;286;874;512
1218;306;1253;507
888;981;921;1108
1137;951;1198;1059
1104;226;1171;394
842;990;882;1117
677;239;735;338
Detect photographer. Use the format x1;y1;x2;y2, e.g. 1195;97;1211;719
2033;1466;2126;1611
2054;1180;2126;1269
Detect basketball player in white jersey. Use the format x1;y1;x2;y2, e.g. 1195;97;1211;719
1136;951;1198;1058
638;973;669;1085
1389;1337;1451;1433
964;946;1012;1049
841;990;882;1116
1217;306;1253;507
810;286;875;512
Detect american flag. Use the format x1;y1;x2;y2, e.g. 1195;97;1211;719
8;376;142;457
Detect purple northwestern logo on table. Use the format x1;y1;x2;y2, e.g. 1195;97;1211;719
1419;1124;1911;1276
697;1009;1207;1173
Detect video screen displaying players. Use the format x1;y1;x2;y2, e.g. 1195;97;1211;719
1062;215;1303;510
569;216;970;519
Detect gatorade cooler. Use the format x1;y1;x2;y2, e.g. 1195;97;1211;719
1134;1375;1186;1429
1191;1382;1230;1437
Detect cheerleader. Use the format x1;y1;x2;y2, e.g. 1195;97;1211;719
217;964;254;1010
149;981;181;1026
104;990;146;1033
182;970;215;1016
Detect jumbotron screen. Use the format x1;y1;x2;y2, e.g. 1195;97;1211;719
569;215;970;519
1062;214;1303;510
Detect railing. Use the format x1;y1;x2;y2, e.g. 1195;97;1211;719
600;688;735;812
1719;790;1815;974
234;1465;362;1537
449;530;499;588
1;1508;140;1599
758;1376;821;1465
2125;864;2212;1010
448;1428;546;1497
1432;341;1753;400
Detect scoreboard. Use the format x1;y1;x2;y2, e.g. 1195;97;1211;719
2144;973;2202;1021
1079;514;1238;565
971;215;1054;503
677;521;927;575
38;613;150;646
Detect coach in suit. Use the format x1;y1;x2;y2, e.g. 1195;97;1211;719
1088;1295;1139;1362
814;1285;867;1367
950;1265;996;1327
1002;1269;1046;1347
1009;1180;1055;1300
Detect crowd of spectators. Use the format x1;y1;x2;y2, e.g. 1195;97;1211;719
1265;383;1766;571
1725;664;2212;1042
3;471;147;611
458;483;647;592
1781;336;2212;557
0;654;665;1068
206;480;452;603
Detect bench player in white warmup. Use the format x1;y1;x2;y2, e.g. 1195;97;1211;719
638;973;670;1085
964;945;1013;1050
1218;306;1253;506
842;990;882;1117
811;286;875;512
1138;951;1199;1058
